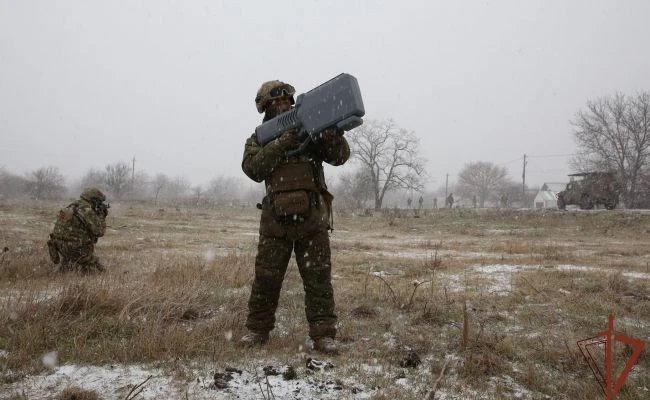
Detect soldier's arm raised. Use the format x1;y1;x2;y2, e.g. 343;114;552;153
76;207;106;239
242;134;293;182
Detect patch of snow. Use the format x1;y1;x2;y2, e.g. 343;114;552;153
623;271;650;280
382;332;398;348
202;248;215;262
0;362;382;400
359;363;384;374
444;264;537;295
2;364;172;400
443;263;650;297
556;264;650;279
42;351;58;368
371;270;401;277
485;228;535;235
490;374;551;399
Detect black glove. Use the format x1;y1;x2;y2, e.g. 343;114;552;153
276;130;300;150
319;129;344;143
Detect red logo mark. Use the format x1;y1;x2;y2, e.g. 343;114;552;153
577;314;645;399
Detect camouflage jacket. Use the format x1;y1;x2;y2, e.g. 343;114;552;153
242;130;350;238
51;199;106;244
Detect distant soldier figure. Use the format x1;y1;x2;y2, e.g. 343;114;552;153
407;197;412;208
446;193;454;209
433;197;438;209
47;187;109;272
500;194;508;208
472;195;477;208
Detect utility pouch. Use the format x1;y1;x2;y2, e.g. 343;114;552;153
272;190;311;219
267;162;318;220
47;235;60;264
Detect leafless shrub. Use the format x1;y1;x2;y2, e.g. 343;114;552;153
59;386;100;400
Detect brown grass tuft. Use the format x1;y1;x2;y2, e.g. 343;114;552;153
59;386;100;400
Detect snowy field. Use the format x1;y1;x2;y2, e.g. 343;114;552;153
1;202;649;399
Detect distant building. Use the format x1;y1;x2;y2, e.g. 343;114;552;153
533;182;567;209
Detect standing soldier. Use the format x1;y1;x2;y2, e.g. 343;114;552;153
47;187;108;272
446;193;454;209
239;80;350;354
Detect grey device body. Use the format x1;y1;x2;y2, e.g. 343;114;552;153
254;73;365;152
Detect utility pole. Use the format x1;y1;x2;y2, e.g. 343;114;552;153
522;154;527;195
131;155;136;190
445;173;449;199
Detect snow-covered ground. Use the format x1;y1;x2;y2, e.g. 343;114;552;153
4;263;648;399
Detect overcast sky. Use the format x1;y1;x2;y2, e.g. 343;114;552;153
1;0;649;191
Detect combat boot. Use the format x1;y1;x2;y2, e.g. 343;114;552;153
47;238;60;264
58;261;73;273
238;331;269;347
313;337;339;355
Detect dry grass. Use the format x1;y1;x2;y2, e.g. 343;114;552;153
1;200;649;399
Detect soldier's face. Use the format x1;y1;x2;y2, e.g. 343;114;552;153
270;97;291;113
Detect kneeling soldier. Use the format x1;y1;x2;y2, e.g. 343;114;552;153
47;187;108;272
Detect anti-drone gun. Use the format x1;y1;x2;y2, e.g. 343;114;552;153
254;73;365;155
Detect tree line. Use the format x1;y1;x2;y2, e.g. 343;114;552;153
3;91;649;209
0;163;262;206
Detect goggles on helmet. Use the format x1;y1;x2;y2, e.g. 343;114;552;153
269;83;295;99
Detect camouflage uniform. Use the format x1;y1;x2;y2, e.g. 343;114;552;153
47;187;108;272
242;82;350;342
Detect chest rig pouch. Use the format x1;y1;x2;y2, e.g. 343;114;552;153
267;162;319;220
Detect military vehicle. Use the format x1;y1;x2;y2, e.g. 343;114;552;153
557;172;621;210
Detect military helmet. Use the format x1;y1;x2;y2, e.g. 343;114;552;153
255;80;295;113
80;187;106;203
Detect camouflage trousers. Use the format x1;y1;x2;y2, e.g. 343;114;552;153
51;238;104;273
245;230;336;339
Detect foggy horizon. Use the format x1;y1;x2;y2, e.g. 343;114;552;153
2;1;649;191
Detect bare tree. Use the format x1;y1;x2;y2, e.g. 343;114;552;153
24;166;66;200
206;175;242;204
80;168;106;188
129;171;150;200
192;185;203;205
346;119;426;210
456;161;509;207
0;166;27;199
572;92;650;208
333;168;374;210
152;173;169;205
166;176;191;203
104;162;131;200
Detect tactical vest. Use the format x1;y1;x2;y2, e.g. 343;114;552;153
52;202;92;243
265;157;326;220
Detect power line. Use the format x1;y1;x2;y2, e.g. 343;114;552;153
527;153;574;158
